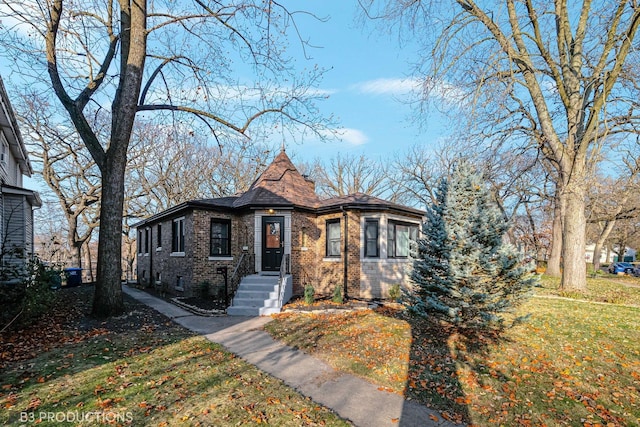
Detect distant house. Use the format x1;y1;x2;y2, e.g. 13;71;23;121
0;76;42;282
585;244;636;264
134;149;424;312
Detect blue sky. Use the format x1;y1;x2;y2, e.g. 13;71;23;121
278;1;448;163
9;0;450;191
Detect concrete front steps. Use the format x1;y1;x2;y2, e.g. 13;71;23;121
227;274;284;316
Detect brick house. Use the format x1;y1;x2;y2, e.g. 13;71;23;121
134;149;424;311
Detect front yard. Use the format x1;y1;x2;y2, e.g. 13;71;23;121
266;275;640;426
0;286;350;426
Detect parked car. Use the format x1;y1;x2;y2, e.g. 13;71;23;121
608;262;635;274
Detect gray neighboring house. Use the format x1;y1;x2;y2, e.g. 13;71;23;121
0;76;42;282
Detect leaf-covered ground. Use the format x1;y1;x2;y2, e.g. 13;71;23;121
535;274;640;306
266;278;640;426
0;286;350;426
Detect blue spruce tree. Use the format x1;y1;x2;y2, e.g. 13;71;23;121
408;162;536;330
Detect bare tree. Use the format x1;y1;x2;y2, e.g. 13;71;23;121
34;201;69;267
1;1;332;316
388;144;451;209
586;161;640;272
512;199;553;267
312;153;394;200
17;94;100;270
362;1;640;290
126;122;272;214
392;140;549;248
607;217;640;264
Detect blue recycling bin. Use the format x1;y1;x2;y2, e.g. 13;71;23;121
64;268;83;287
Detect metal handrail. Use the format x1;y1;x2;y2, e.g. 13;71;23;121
230;252;247;284
227;252;253;306
277;253;290;307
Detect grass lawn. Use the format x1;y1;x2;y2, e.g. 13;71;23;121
0;286;350;426
535;274;640;306
266;277;640;426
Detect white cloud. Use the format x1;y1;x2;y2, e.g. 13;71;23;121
351;78;420;96
352;76;467;107
336;128;368;146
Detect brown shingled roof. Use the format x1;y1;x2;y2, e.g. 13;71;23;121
134;151;424;229
232;150;320;209
320;192;424;216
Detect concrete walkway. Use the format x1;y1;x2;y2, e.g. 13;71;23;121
123;285;462;427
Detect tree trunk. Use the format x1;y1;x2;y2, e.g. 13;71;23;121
84;240;95;282
524;203;543;267
560;183;587;291
617;237;628;262
72;242;82;269
92;156;127;317
91;0;147;317
592;220;615;274
592;241;603;274
546;187;564;277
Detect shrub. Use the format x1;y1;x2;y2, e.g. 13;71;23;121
22;261;60;323
388;284;401;302
194;281;210;299
304;284;315;305
1;258;61;332
332;284;343;304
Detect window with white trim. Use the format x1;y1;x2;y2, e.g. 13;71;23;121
326;219;341;257
387;221;419;258
364;219;379;258
172;217;185;253
210;219;231;256
0;138;7;166
144;228;150;254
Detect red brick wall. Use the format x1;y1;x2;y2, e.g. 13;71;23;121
137;207;417;300
137;209;258;298
136;212;194;295
290;211;319;295
296;210;362;299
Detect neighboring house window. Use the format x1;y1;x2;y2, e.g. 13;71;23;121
172;217;185;253
137;229;143;254
144;228;150;254
210;219;231;256
156;223;162;249
326;219;341;257
0;138;7;166
387;221;419;258
364;219;379;257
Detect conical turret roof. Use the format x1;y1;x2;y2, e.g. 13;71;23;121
232;149;320;209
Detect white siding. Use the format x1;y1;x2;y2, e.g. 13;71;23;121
359;213;422;298
0;133;9;184
2;194;27;268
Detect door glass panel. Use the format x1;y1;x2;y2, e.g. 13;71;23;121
266;222;281;249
